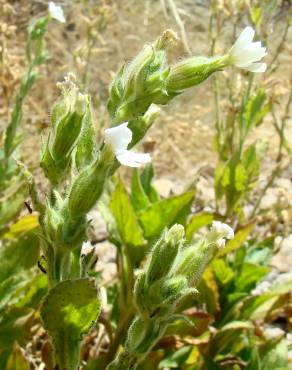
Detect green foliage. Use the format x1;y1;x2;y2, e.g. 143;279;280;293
41;278;101;370
109;179;146;263
138;190;195;240
5;342;30;370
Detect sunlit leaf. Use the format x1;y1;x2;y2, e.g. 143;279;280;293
5;342;30;370
3;215;39;239
140;164;160;203
110;179;146;262
158;346;192;368
131;169;150;212
212;259;234;286
138;191;195;239
0;308;34;348
235;263;269;293
41;278;100;370
186;212;214;241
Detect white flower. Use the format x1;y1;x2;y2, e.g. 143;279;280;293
210;221;234;248
229;26;267;73
104;122;151;168
48;2;66;23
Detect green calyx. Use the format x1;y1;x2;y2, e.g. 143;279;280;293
107;30;175;124
41;82;94;185
68;145;115;217
166;54;231;93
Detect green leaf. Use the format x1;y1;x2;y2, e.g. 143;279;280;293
158;346;192;368
0;232;40;283
41;278;100;370
251;7;262;27
261;339;288;370
0;273;30;310
241;294;279;320
212;259;234;286
140;164;160;202
185;212;214;241
110;180;146;262
202;355;221;370
210;321;253;357
131;169;150;212
247;339;288;370
218;223;253;257
220;321;254;331
165;309;213;337
0;191;25;230
139;191;195;239
198;267;220;315
246;237;274;266
243;89;269;133
2;215;39;239
0;229;40;310
5;342;30;370
0;308;34;349
242;141;267;190
235;263;269;293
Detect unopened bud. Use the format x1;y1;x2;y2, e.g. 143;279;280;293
68;146;114;217
146;224;184;286
148;275;188;308
133;273;149;318
172;222;233;285
44;203;64;245
51;92;89;161
108;31;173;123
75;104;98;170
166;55;230;93
125;317;159;355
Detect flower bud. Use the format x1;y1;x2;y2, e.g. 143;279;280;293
43;201;64;246
51;92;89;162
125;317;160;355
133;273;149;318
107;30;175;123
171;221;234;286
148;275;189;308
107;352;136;370
40;138;64;185
68;146;114;217
166;55;230;93
75;104;98;170
145;224;184;286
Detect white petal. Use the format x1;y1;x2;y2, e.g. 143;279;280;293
104;122;132;153
243;62;267;73
231;26;255;55
48;2;66;23
116;150;151;168
234;44;267;66
211;221;234;239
